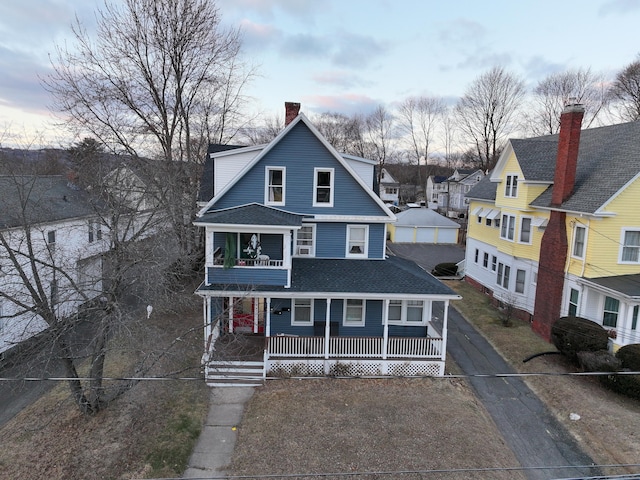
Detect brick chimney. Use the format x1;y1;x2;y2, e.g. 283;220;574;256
285;102;301;126
532;103;585;340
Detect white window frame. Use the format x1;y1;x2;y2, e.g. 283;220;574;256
519;217;532;244
491;255;497;272
88;220;102;243
500;214;516;241
568;288;579;317
387;300;428;326
603;296;619;328
515;269;526;293
47;230;56;253
620;228;640;264
346;225;368;258
265;166;286;206
497;263;510;289
572;225;587;259
483;252;489;268
313;167;334;207
343;299;365;326
291;298;314;326
295;224;316;257
504;174;518;198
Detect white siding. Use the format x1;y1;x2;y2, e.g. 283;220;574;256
214;150;262;195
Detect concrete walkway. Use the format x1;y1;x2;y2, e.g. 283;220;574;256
183;387;255;479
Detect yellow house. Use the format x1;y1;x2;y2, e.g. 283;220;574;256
464;105;640;348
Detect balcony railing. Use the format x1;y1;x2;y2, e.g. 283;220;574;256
213;257;284;267
267;336;443;359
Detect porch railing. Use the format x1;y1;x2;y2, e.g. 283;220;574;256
213;257;284;267
268;336;442;359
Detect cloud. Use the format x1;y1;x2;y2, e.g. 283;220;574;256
311;71;374;89
302;94;380;116
0;46;53;116
599;0;640;16
239;19;282;50
521;56;567;82
219;0;323;23
280;33;333;60
438;18;487;46
331;31;389;68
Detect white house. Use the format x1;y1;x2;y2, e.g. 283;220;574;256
0;176;108;354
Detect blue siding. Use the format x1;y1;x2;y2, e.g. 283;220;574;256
214;123;387;217
207;267;287;286
315;223;385;259
368;224;386;259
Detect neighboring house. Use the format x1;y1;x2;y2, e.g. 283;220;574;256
0;176;107;354
378;167;400;205
194;103;460;385
427;169;484;215
464;104;640;349
388;206;460;244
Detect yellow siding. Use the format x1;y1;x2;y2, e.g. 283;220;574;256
495;151;530;210
568;177;640;278
467;200;499;245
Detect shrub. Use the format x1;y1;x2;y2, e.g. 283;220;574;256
616;344;640;370
551;316;609;363
431;262;458;277
577;350;620;373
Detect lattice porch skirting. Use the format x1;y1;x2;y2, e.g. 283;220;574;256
266;358;444;378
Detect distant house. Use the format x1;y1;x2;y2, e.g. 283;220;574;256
464;104;640;348
388;207;460;244
427;169;484;215
378;167;400;205
426;175;448;209
0;176;108;354
194;102;460;385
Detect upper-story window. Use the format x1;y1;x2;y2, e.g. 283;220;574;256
346;225;368;258
265;167;285;205
572;225;586;259
88;220;102;243
295;224;315;257
620;229;640;263
519;217;532;243
314;168;334;207
47;230;56;253
500;214;515;241
505;175;518;197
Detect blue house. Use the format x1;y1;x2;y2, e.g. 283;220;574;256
195;103;460;385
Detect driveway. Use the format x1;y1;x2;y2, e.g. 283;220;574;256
386;242;465;273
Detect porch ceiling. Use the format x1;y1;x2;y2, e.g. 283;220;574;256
197;255;459;299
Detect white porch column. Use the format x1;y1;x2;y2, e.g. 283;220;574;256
228;296;234;334
203;297;211;351
265;298;271;337
441;300;450;362
382;299;389;360
284;230;292;288
253;297;259;334
324;298;332;360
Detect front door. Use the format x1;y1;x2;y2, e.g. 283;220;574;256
226;297;265;334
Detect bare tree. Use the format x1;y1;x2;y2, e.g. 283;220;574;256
45;0;255;264
397;96;446;199
526;68;608;135
313;111;366;157
608;55;640;122
455;67;526;171
363;105;396;185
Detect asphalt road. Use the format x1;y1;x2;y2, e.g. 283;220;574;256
445;305;601;480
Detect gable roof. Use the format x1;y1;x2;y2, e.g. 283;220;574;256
194;203;305;227
465;174;497;202
395;208;460;228
0;176;97;229
197;113;395;221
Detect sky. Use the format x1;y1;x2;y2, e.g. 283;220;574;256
1;0;640;147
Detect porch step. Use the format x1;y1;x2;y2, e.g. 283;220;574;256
205;360;265;387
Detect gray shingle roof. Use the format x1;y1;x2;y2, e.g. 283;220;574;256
465;174;496;202
197;203;306;226
587;274;640;298
518;121;640;213
0;176;97;229
395;208;460;228
197;256;459;297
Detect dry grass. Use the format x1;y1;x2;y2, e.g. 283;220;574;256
445;280;640;477
0;303;209;480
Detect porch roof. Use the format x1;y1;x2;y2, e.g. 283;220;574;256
197;203;306;227
585;274;640;299
197;256;460;298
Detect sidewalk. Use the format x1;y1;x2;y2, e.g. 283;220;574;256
182;387;255;479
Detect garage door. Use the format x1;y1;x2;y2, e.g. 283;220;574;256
415;228;436;243
394;227;415;243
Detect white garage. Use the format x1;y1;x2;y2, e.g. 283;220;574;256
389;207;460;244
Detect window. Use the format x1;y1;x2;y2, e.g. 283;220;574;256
573;225;586;258
632;305;639;331
519;217;532;243
47;230;56;253
313;168;334;206
500;214;515;241
346;225;368;257
496;263;510;288
568;288;579;317
491;256;497;272
474;248;479;263
88;220;102;243
344;299;365;326
295;224;315;256
603;296;619;328
515;269;526;293
504;175;518;197
265;167;285;205
292;298;313;325
483;252;489;268
387;300;426;325
621;229;640;263
385;187;398;195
